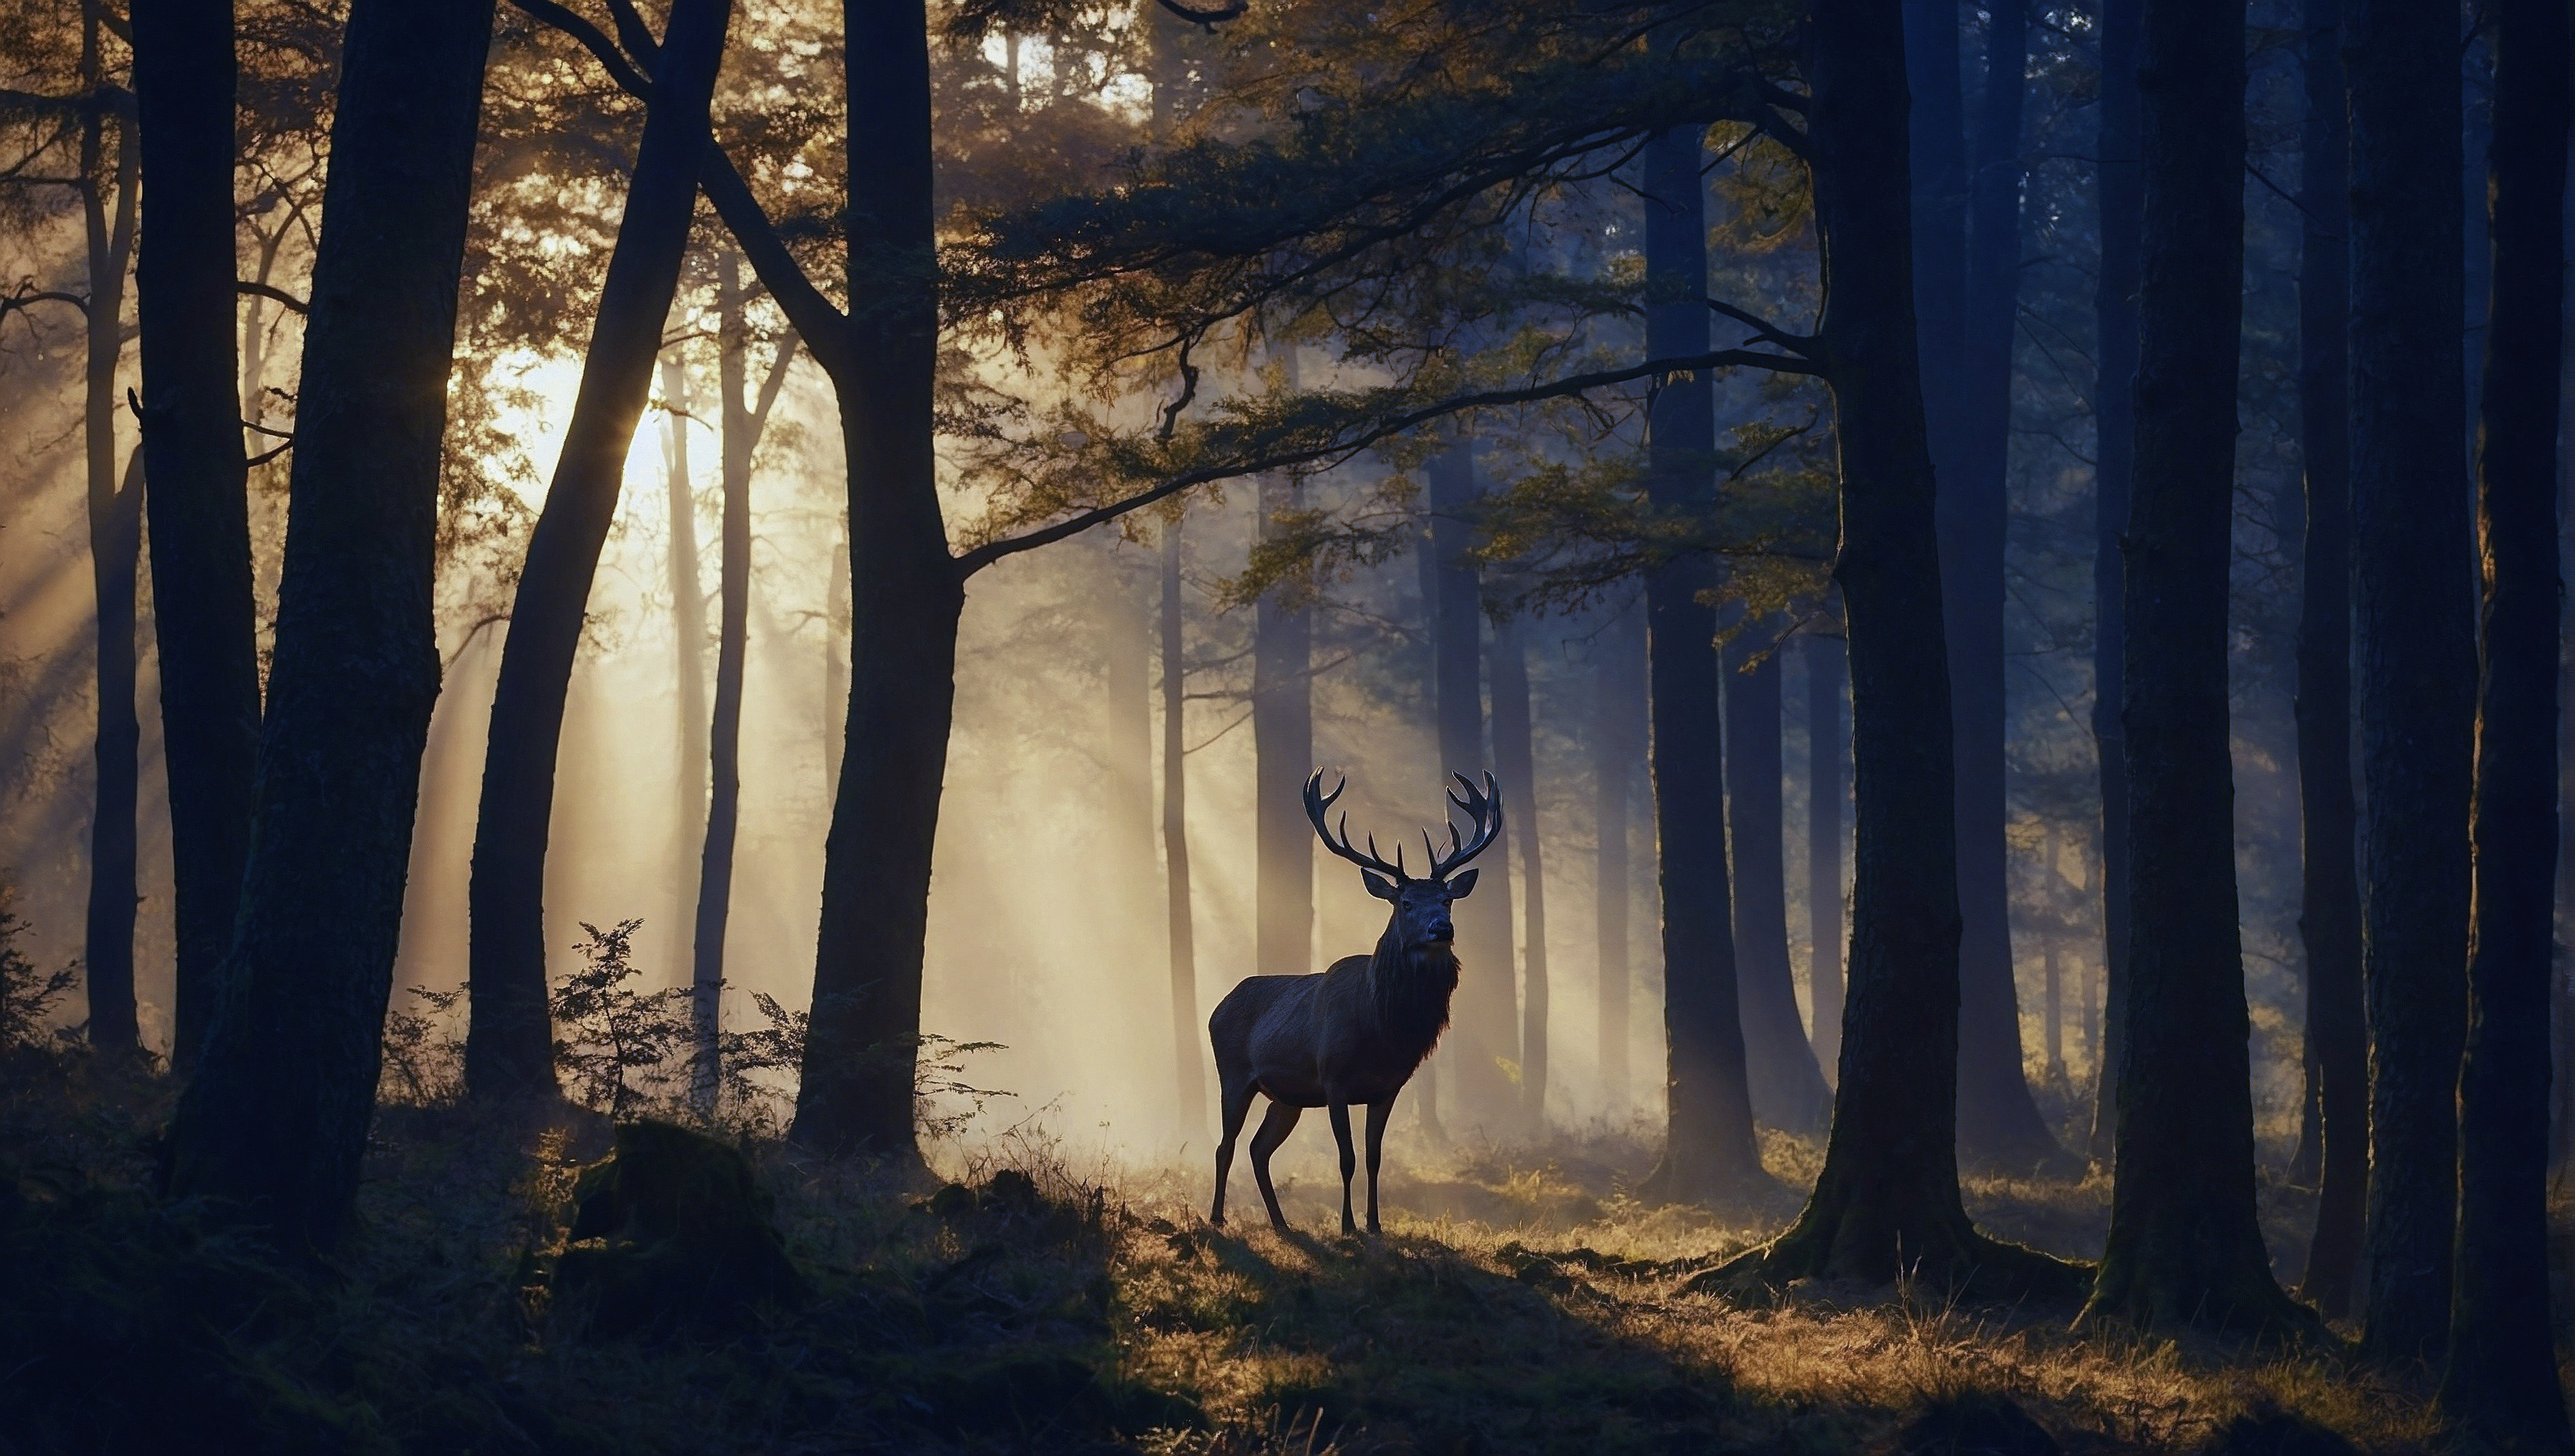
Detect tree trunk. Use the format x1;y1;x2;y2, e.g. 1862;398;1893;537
1726;0;2071;1297
2349;0;2474;1363
825;524;848;789
1596;596;1644;1109
1805;630;1846;1074
1412;517;1448;1141
2087;0;2141;1170
1948;0;2064;1174
163;0;494;1250
131;0;259;1069
792;2;951;1160
1428;435;1519;1130
2289;0;2366;1323
1163;521;1204;1138
2081;0;2304;1337
664;352;710;988
463;0;732;1102
1490;614;1549;1129
1727;625;1829;1133
1638;124;1764;1203
2440;0;2571;1435
75;43;141;1054
1253;458;1313;986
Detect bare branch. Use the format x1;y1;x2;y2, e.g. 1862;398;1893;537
238;279;307;314
1155;0;1247;25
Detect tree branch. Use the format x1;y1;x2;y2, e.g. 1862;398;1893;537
238;279;307;314
956;344;1823;576
1156;0;1247;25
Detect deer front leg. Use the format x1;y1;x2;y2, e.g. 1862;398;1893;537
1327;1101;1359;1236
1247;1099;1303;1233
1211;1077;1257;1227
1364;1098;1393;1234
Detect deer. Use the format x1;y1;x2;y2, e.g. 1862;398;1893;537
1207;770;1503;1236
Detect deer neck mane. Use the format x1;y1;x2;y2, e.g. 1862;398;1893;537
1368;917;1459;1054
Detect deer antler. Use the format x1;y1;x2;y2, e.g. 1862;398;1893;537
1426;772;1503;882
1304;772;1411;882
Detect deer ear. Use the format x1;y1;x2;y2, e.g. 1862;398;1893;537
1444;868;1480;899
1362;869;1402;901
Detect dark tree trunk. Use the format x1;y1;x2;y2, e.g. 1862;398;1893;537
792;3;952;1160
1163;522;1204;1137
1727;626;1829;1132
2080;0;2300;1335
1729;0;2070;1297
825;525;848;789
1805;630;1846;1072
1253;461;1313;985
2440;0;2571;1435
1904;0;1968;488
464;0;734;1102
163;0;494;1250
1490;615;1549;1128
2290;0;2366;1323
689;253;786;1112
75;46;141;1054
131;0;259;1068
1638;124;1764;1202
1949;0;2064;1173
2087;0;2141;1170
1429;436;1519;1129
2349;0;2474;1363
1596;596;1643;1107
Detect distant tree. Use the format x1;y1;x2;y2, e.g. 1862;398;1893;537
131;0;262;1070
2078;0;2305;1337
1726;622;1828;1133
2441;0;2571;1437
1252;362;1316;992
1593;598;1645;1107
164;0;497;1249
2288;0;2364;1322
2347;0;2475;1362
1803;628;1846;1072
1488;611;1549;1128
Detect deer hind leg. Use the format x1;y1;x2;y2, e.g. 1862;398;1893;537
1364;1098;1394;1234
1327;1101;1359;1236
1211;1076;1258;1227
1248;1099;1304;1233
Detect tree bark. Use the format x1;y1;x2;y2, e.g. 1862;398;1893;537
463;0;733;1102
2440;0;2571;1435
1596;596;1644;1109
2080;0;2305;1338
131;0;259;1069
1805;630;1846;1073
1490;613;1549;1129
2289;0;2366;1323
1253;456;1313;986
1726;0;2071;1297
1948;0;2064;1173
1638;124;1765;1203
1727;625;1829;1132
1428;435;1520;1129
2349;0;2474;1363
75;28;141;1054
1163;521;1204;1138
163;0;494;1250
792;1;953;1160
2087;0;2141;1170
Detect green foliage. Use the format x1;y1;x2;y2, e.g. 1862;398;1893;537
0;894;77;1051
550;919;692;1118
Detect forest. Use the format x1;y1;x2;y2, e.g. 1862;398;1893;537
0;0;2567;1450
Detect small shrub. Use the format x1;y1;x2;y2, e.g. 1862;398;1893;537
0;894;78;1051
551;920;692;1118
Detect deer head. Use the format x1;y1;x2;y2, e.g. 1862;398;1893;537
1303;770;1503;955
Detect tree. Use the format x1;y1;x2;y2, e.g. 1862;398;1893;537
463;0;735;1104
1637;122;1765;1203
1727;623;1828;1131
2348;0;2475;1362
1805;628;1846;1072
1162;519;1204;1137
2440;0;2571;1436
1253;434;1315;990
2078;0;2305;1337
2288;0;2364;1321
131;0;261;1069
2086;0;2140;1169
1489;613;1549;1128
1721;0;2071;1295
1595;597;1644;1107
163;0;497;1249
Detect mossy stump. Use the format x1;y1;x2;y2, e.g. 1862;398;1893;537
550;1119;806;1338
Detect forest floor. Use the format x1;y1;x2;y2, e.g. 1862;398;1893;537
0;1048;2550;1455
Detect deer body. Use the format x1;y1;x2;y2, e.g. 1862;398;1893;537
1209;773;1498;1236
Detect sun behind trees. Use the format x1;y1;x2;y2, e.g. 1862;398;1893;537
0;0;2567;1449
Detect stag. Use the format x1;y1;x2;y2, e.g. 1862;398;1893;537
1208;770;1503;1235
